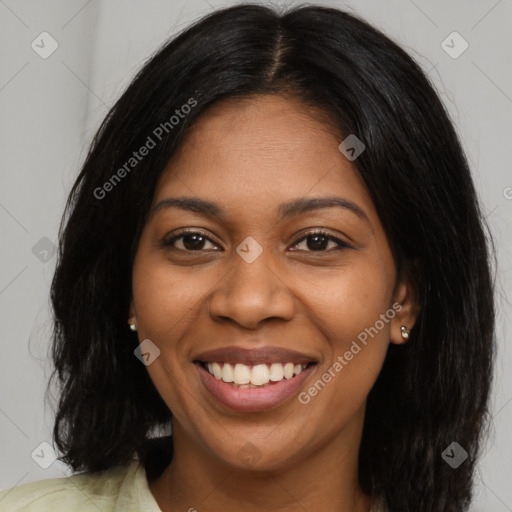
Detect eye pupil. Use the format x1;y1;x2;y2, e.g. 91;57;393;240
307;234;329;251
183;234;206;250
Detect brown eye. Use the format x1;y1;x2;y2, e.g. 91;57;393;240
291;230;351;253
161;231;220;252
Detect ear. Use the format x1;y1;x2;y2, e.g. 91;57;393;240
390;262;420;345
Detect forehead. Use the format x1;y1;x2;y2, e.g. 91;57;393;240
152;94;376;224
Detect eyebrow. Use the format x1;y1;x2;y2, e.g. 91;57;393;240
150;196;370;224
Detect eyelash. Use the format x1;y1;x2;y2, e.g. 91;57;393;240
160;229;352;254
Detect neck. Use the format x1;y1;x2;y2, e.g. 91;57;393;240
149;405;372;512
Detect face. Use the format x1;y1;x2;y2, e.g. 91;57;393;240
129;94;417;471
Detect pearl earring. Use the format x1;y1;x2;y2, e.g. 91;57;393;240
400;326;410;340
129;323;137;332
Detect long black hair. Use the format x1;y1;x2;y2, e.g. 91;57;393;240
47;4;496;511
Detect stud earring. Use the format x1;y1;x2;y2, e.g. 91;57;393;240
400;326;410;340
129;323;137;332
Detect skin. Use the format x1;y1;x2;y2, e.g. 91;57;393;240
128;94;418;512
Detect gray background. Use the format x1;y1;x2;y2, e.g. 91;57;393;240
0;0;511;510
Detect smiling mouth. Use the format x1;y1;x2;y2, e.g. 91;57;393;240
194;360;317;389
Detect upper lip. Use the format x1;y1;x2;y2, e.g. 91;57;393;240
193;345;317;366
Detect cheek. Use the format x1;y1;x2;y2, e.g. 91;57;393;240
132;252;218;342
307;262;393;344
130;251;210;422
298;261;392;404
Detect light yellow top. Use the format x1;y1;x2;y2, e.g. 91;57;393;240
0;459;387;511
0;459;162;512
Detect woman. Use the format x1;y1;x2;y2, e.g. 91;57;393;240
0;3;495;511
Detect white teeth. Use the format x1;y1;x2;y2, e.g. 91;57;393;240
269;363;284;381
283;362;295;379
251;364;270;385
204;361;310;386
212;362;222;379
233;363;251;385
221;363;234;382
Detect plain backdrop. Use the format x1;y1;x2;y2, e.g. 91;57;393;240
0;0;511;510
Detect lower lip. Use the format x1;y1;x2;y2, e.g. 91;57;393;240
195;362;316;413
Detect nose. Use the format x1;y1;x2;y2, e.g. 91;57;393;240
207;246;295;329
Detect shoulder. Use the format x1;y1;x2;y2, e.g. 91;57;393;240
0;459;141;512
